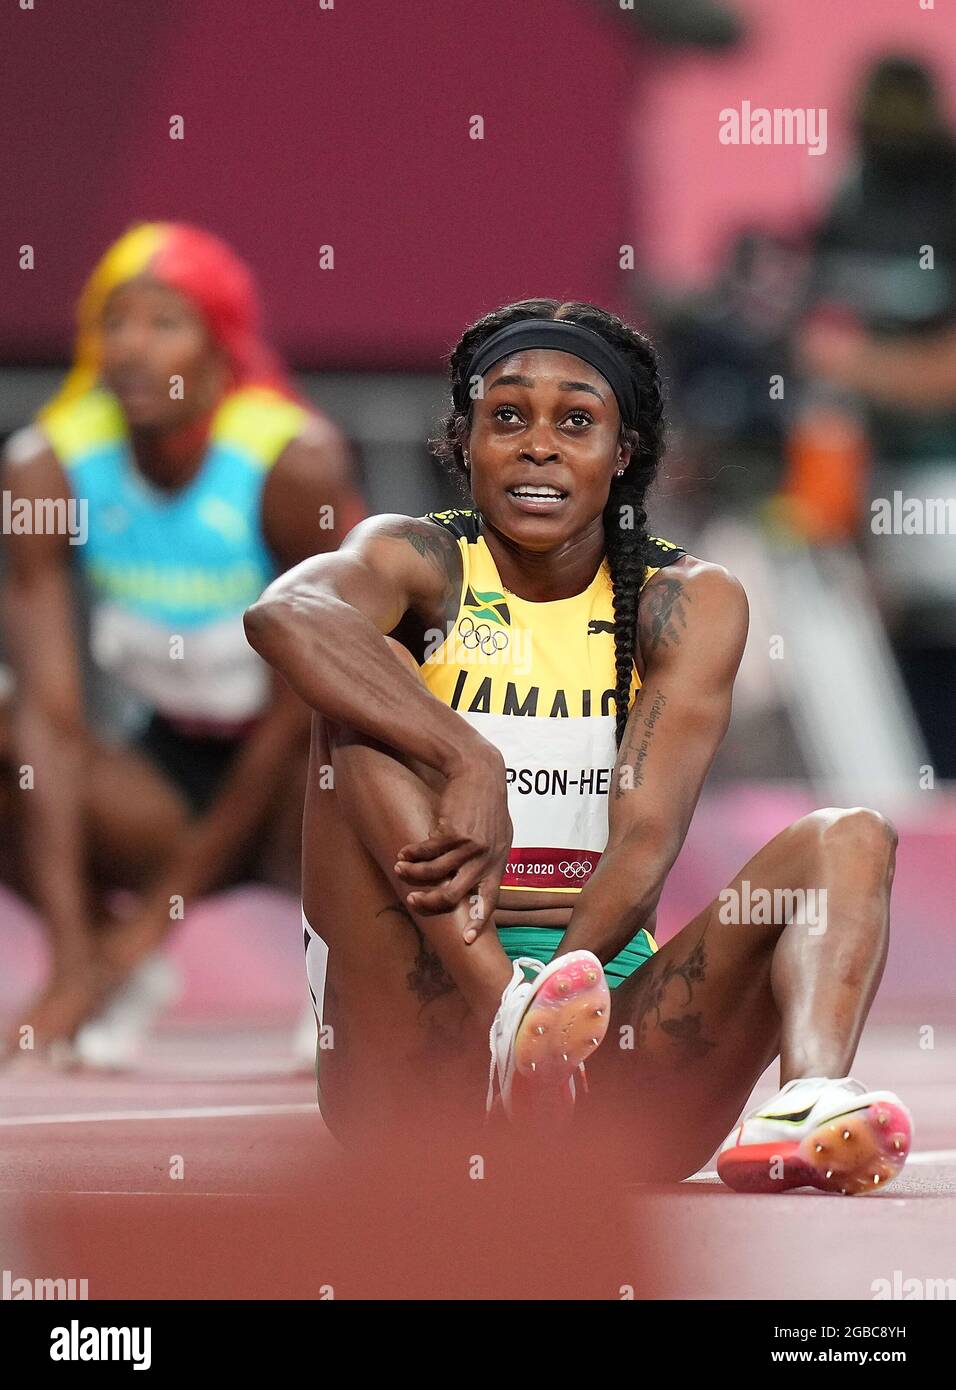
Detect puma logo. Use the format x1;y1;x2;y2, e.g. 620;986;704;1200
587;620;615;636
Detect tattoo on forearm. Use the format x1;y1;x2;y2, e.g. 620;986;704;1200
615;686;668;798
639;575;690;656
624;932;715;1067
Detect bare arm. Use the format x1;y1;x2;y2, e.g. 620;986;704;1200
799;321;956;411
0;433;92;967
557;558;749;962
260;413;367;560
244;514;512;924
247;513;485;775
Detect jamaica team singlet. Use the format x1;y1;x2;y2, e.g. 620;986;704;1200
419;509;686;894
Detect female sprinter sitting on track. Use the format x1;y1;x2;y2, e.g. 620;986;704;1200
245;299;912;1193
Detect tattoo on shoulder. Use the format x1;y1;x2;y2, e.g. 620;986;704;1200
639;574;691;656
377;518;460;618
379;518;456;576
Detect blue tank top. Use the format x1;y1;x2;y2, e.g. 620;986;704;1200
41;384;310;726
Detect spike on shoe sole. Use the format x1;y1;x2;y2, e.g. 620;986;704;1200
716;1099;913;1196
512;951;611;1086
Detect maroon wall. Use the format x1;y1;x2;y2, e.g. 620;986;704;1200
0;0;641;369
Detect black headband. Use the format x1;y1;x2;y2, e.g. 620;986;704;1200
454;318;639;427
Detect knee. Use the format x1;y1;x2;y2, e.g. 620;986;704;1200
807;806;898;872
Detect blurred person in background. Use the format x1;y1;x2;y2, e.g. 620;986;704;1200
790;56;956;777
0;222;365;1064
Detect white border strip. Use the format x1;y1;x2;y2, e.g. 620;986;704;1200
0;1103;317;1127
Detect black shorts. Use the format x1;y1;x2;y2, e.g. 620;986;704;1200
136;714;244;815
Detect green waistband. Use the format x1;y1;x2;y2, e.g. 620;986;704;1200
495;924;656;989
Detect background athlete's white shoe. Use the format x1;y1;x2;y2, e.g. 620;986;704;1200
717;1075;913;1195
486;951;610;1119
72;953;182;1070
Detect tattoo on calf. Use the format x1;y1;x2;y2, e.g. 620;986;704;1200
626;934;716;1067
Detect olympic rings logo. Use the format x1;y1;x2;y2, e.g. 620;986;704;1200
458;616;508;654
558;861;592;879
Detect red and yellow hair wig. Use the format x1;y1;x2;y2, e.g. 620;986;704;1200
41;222;298;418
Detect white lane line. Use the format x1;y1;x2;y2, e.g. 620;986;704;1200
0;1103;317;1127
907;1148;956;1165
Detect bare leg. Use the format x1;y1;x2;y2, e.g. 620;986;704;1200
319;636;519;1024
586;806;897;1178
321;717;514;1027
1;736;193;1053
302;716;501;1146
1;686;313;1054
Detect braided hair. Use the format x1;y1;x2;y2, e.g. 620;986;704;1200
432;298;666;747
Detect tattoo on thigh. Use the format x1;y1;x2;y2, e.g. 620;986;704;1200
376;904;470;1058
379;904;458;1004
626;934;716;1067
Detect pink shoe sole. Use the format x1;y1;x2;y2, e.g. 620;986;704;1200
717;1098;913;1195
512;951;611;1086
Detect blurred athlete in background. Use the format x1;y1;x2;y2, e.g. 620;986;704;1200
0;222;365;1064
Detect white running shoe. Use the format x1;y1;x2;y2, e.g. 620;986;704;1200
72;953;182;1070
486;951;611;1119
717;1075;913;1195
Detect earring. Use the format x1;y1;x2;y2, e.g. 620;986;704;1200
616;467;625;477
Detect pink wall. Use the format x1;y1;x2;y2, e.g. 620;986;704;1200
0;0;639;370
635;0;956;284
4;1;953;367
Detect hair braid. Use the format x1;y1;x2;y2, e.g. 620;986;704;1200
431;298;666;746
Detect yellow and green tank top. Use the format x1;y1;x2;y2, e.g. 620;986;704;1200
419;508;686;892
